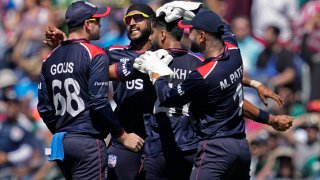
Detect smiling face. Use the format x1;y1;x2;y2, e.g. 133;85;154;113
125;10;152;43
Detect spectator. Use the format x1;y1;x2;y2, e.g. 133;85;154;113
249;136;269;177
297;4;320;103
301;153;320;178
231;16;264;77
256;25;298;114
0;69;17;99
255;146;296;180
251;0;298;43
0;90;42;179
295;121;320;174
0;68;36;132
219;0;252;23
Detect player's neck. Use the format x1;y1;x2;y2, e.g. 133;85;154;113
130;39;151;53
162;39;181;49
203;41;224;58
68;32;89;41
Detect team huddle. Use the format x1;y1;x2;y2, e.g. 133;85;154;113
38;1;294;180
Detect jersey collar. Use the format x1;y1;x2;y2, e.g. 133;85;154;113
203;45;230;64
61;38;89;45
166;48;188;57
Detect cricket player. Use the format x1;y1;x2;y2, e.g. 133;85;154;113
38;1;143;179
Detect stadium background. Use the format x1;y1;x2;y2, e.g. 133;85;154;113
0;0;319;179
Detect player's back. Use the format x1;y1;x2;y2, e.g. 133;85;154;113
41;39;107;136
193;42;245;139
160;49;203;151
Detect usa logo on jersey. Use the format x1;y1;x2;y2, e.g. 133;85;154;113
108;154;117;168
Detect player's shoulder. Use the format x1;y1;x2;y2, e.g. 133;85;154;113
196;58;219;78
79;42;106;59
107;45;129;51
43;45;60;63
186;52;205;62
224;41;238;50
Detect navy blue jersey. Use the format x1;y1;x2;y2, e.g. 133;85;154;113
155;25;246;140
38;39;123;138
105;45;150;149
115;48;203;156
154;49;203;152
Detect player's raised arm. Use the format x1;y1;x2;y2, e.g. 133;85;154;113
43;26;67;49
242;76;284;107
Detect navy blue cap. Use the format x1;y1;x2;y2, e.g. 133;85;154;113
178;10;223;33
126;3;155;17
65;1;111;27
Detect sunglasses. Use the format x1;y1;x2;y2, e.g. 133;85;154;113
123;12;149;25
88;18;100;24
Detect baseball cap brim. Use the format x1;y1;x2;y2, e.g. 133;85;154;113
92;7;111;18
178;20;193;29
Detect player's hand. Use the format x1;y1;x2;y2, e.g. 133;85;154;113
133;51;173;84
0;152;7;164
154;49;173;65
43;26;67;49
268;115;294;131
118;132;144;152
257;84;284;107
156;1;202;22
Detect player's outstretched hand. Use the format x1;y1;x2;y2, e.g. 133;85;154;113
43;26;67;49
257;84;284;107
118;132;144;152
156;1;202;22
133;51;173;83
268;115;294;131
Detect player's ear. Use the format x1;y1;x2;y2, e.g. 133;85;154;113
199;31;206;42
160;30;166;42
84;20;92;30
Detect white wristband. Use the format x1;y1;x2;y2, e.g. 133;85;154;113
250;80;262;88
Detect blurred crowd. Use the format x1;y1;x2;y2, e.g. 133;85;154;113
0;0;319;179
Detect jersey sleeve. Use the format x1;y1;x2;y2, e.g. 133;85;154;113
89;54;124;137
37;66;57;133
221;22;239;47
115;58;146;81
88;53;110;110
154;71;208;107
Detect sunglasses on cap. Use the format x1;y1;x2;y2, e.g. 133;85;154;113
123;12;149;25
88;18;100;24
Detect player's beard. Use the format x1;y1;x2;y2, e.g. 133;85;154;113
150;39;161;51
190;42;200;53
89;27;100;41
91;33;100;41
128;26;151;44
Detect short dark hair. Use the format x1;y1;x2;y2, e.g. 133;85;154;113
68;22;85;34
152;15;183;41
193;28;223;41
206;31;223;40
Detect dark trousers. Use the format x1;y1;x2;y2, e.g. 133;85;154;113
57;135;107;180
190;137;251;180
107;145;142;180
140;149;196;180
